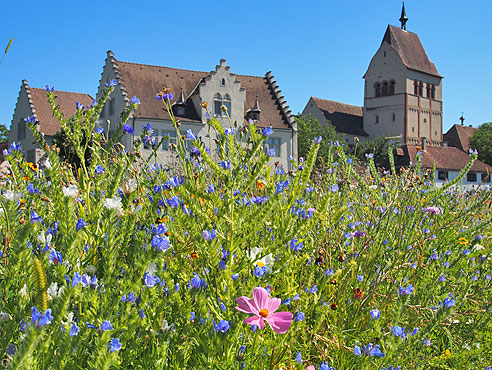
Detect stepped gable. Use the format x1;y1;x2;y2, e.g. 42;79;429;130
403;144;491;172
382;25;441;77
311;97;368;136
23;81;93;136
443;124;477;152
114;56;293;129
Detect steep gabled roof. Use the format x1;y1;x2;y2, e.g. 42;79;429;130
382;25;441;77
109;53;294;129
311;97;368;136
22;80;94;136
400;144;491;172
443;124;476;152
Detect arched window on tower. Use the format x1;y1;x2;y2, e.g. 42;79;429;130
389;80;395;95
418;82;424;97
414;81;418;95
374;82;381;97
431;85;436;100
426;84;431;98
382;81;389;96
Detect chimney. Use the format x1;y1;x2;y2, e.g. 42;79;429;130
420;137;427;151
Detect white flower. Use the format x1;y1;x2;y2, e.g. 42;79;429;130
3;190;21;202
127;179;137;193
85;264;97;274
37;232;52;246
248;246;264;262
103;197;123;210
0;312;11;323
47;281;64;300
161;319;176;332
19;284;27;298
62;184;78;197
146;262;158;275
248;247;274;273
473;244;485;252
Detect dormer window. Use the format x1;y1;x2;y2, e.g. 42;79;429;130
246;95;261;122
172;88;187;117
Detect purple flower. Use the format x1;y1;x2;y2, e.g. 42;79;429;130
214;320;231;333
151;235;171;252
143;272;160;288
370;309;380;320
76;218;88;231
443;293;455;308
76;101;84;110
131;96;140;105
313;136;322;144
101;320;113;331
30;211;43;224
69;322;79;337
31;307;53;328
122;123;134;135
49;248;63;265
95;165;105;175
108;338;122;352
186;129;197;140
262;126;273;136
392;326;405;337
109;79;117;87
202;229;216;241
267;148;275;157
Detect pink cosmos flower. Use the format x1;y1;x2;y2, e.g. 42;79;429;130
236;287;293;334
425;206;441;215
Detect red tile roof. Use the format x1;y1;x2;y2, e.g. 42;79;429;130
24;81;94;136
443;124;476;152
401;144;492;172
113;56;293;129
382;25;441;77
311;97;368;136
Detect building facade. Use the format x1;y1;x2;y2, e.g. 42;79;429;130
96;51;297;169
7;80;93;163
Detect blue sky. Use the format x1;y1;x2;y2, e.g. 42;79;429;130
1;0;491;134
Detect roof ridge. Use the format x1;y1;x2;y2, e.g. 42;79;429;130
29;86;93;98
312;96;362;109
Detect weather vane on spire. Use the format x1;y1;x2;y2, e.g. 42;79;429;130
400;0;408;30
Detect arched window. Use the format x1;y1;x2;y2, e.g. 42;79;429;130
426;84;431;98
431;85;436;100
374;82;381;97
418;82;424;97
382;81;389;96
414;81;418;95
221;78;226;86
389;80;395;95
214;93;231;117
375;115;379;124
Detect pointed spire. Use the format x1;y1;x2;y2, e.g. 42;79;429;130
399;0;408;30
252;95;261;112
175;88;186;106
459;113;465;125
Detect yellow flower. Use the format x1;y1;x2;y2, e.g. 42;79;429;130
458;237;469;245
257;180;264;191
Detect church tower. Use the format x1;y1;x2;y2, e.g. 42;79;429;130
363;2;443;146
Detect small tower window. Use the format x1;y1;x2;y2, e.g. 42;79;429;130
392;113;396;121
221;78;226;86
426;84;431;98
375;115;379;124
414;81;419;95
424;119;427;123
374;82;382;97
431;85;436;100
389;80;395;95
418;82;424;97
382;81;389;96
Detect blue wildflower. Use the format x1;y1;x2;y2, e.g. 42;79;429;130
214;320;231;333
143;272;160;288
108;338;122;352
101;320;113;332
69;322;79;337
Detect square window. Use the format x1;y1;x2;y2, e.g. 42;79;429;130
466;172;477;182
162;131;177;151
437;171;448;181
264;137;281;157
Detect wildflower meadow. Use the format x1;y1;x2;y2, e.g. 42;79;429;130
0;83;491;369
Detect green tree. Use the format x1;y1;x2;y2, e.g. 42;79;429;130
52;129;92;169
469;122;492;166
353;135;393;168
296;114;345;165
0;124;9;141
